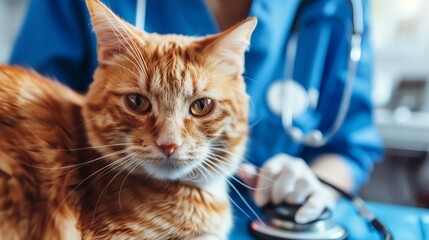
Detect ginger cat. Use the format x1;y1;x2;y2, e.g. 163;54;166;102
0;0;257;239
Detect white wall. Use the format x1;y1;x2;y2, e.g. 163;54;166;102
0;0;28;63
364;0;429;207
372;0;429;108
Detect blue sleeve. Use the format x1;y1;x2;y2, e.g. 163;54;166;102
8;0;97;92
300;0;384;192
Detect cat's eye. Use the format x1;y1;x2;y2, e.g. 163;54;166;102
190;98;215;117
125;94;152;114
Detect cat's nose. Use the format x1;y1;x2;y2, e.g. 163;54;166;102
159;144;179;157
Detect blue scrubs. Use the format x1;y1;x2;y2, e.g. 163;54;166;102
9;0;383;237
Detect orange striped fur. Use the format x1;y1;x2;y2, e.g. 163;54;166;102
0;0;256;239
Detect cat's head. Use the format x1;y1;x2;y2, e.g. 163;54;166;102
83;0;256;182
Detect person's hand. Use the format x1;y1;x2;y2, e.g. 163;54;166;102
237;153;336;224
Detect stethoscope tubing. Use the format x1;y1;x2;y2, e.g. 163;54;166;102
135;0;146;31
319;177;394;240
281;0;363;147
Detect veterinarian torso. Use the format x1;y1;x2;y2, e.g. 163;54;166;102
9;0;382;191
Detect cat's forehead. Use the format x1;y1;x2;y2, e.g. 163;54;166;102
103;33;229;101
146;61;199;98
133;35;215;95
140;33;199;55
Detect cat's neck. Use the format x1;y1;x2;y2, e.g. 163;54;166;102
182;178;229;201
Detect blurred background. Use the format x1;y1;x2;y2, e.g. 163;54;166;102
0;0;428;208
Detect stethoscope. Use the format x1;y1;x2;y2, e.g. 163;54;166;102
133;0;393;239
266;0;365;148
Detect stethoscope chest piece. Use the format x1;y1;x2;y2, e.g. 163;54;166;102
250;203;348;240
266;80;309;118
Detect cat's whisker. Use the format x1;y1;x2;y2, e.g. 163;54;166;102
105;40;146;79
205;154;274;192
207;148;245;164
110;43;147;85
200;160;264;224
68;143;132;151
182;163;202;182
71;114;97;131
247;95;257;110
102;14;148;82
114;21;149;78
183;168;204;182
15;148;129;172
202;71;244;82
87;152;138;187
243;75;258;84
102;12;147;69
194;161;213;182
209;145;252;162
108;61;147;82
198;168;252;223
207;151;275;184
204;159;265;226
219;125;249;135
198;57;230;83
118;157;145;209
119;171;154;210
210;142;255;162
193;161;212;182
121;29;148;78
248;116;262;129
5;142;132;153
90;153;139;226
47;152;134;230
188;153;218;183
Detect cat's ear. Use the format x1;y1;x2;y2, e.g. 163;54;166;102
199;17;258;70
86;0;141;63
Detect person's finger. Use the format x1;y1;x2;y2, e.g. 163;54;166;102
254;154;284;206
285;177;312;204
272;157;311;204
295;191;326;224
271;165;298;204
236;163;258;188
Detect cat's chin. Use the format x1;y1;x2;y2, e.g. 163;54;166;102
141;161;197;181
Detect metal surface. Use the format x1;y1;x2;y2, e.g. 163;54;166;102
250;218;348;240
250;202;348;240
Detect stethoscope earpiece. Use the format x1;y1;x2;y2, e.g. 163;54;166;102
304;130;324;146
288;127;304;142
